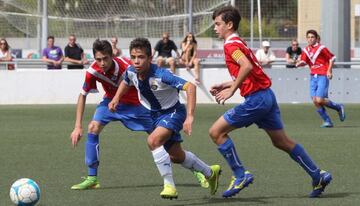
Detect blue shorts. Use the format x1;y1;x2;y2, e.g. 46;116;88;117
93;98;153;132
310;74;329;98
151;103;186;150
223;88;283;130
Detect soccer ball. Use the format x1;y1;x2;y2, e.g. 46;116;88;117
9;178;40;206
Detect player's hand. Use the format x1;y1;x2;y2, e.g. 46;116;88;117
183;115;194;136
70;127;83;147
327;71;333;80
215;88;234;105
108;99;118;112
210;84;223;96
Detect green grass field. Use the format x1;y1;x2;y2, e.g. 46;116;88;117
1;104;359;206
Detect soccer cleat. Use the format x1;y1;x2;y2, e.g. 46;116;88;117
309;170;332;198
207;165;221;195
160;184;178;200
338;104;346;122
223;171;254;198
71;176;100;190
320;122;333;128
193;171;209;188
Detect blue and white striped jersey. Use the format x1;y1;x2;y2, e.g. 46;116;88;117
124;64;188;111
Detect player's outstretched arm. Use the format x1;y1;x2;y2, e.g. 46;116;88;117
210;81;233;97
183;82;196;136
70;94;87;147
108;81;130;112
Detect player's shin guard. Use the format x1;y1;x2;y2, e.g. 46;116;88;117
218;138;245;179
152;146;175;187
316;107;332;123
289;144;320;181
325;100;341;111
181;150;212;178
85;133;100;176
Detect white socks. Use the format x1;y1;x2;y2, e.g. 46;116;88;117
152;146;175;187
181;151;212;178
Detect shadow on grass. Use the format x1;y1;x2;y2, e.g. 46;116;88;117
99;183;200;190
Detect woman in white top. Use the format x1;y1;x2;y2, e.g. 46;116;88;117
0;38;13;69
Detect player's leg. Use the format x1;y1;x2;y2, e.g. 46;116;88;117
167;142;221;194
312;76;334;127
167;57;176;74
71;120;104;190
147;126;178;199
317;76;346;121
264;129;332;197
209;117;253;198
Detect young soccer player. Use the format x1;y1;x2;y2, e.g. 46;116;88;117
108;38;221;199
70;39;153;190
210;6;331;198
296;30;345;128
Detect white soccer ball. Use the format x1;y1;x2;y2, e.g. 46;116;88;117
9;178;40;206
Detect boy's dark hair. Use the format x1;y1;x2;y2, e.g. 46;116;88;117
47;35;54;40
306;29;319;39
92;39;113;57
212;6;241;31
129;38;152;57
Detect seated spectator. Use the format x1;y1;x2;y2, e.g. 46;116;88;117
111;36;122;57
285;39;302;68
179;33;201;84
64;34;89;69
0;38;14;70
42;36;64;70
152;32;180;74
255;40;276;68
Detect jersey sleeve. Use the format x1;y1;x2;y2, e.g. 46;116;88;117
322;47;335;61
81;71;98;95
161;69;188;90
123;69;134;86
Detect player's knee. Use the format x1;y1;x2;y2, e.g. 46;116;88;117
88;121;101;134
147;135;162;150
208;127;222;144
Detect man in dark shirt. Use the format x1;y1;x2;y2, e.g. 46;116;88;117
285;39;302;68
64;34;89;69
153;32;181;74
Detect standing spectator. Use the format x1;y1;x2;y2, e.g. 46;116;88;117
0;38;14;70
296;29;345;128
64;34;89;69
42;36;64;70
153;32;181;74
255;40;276;68
111;37;122;57
285;39;302;68
179;33;201;84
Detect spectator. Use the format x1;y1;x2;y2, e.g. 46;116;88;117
179;33;201;84
111;37;122;57
64;34;89;69
0;38;14;70
285;39;302;68
255;40;276;68
153;32;181;74
42;36;64;70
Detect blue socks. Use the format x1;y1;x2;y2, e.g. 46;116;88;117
290;144;320;181
85;133;99;176
325;100;341;111
317;107;332;123
218;138;245;179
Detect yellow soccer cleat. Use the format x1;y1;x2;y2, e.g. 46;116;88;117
207;165;221;195
193;171;209;188
71;176;100;190
160;184;178;200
